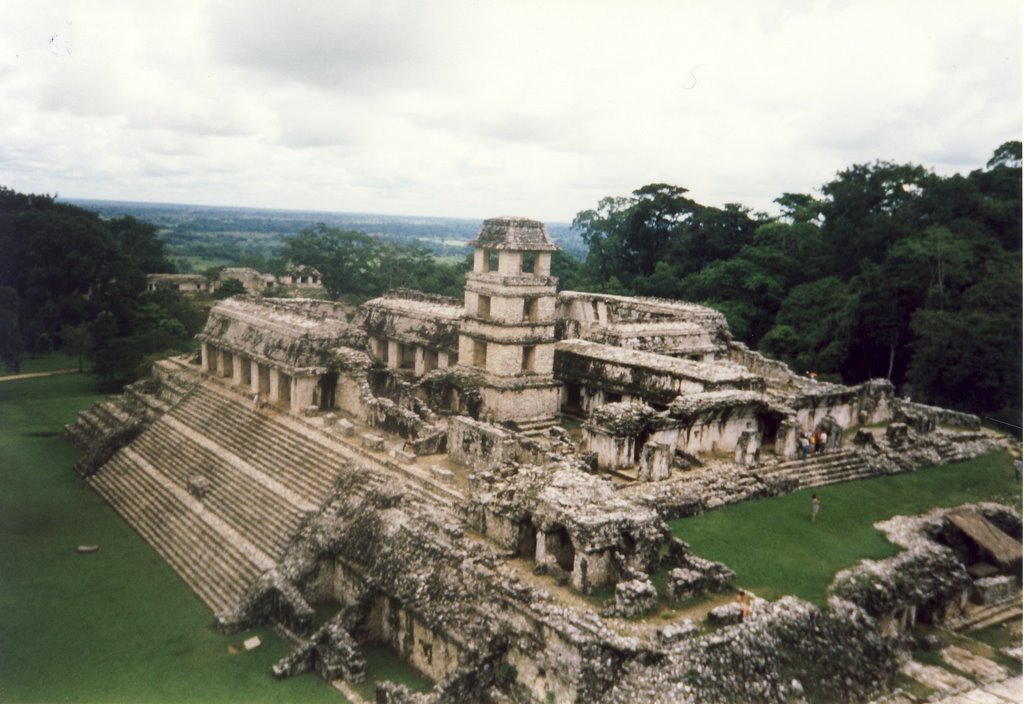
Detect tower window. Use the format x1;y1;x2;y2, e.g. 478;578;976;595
522;345;536;372
477;294;491;319
473;340;488;368
523;298;539;322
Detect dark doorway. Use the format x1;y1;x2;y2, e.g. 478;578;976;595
319;372;338;410
516;514;537;558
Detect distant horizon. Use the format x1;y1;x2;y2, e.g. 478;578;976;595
61;195;574;226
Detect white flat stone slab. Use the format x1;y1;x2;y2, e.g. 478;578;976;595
361;433;384;451
243;636;261;651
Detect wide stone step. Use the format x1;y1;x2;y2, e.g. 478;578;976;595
169;390;345;501
90;453;262;613
134;424;302;556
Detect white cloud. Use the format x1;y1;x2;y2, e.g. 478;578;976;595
0;0;1019;221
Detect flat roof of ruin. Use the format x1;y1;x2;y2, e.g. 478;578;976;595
555;338;757;384
361;294;463;320
206;297;353;340
468;216;559;251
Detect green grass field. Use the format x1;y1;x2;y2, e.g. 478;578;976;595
670;452;1022;606
0;372;346;703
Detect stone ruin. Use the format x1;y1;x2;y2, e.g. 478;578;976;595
65;215;1017;703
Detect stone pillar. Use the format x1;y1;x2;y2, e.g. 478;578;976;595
387;340;400;370
200;341;212;372
414;346;426;376
438;350;450;369
292;376;317;413
269;367;281;403
219;349;232;378
249;360;260;394
231;355;245;386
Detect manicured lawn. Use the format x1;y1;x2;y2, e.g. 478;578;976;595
670;452;1022;607
0;373;346;703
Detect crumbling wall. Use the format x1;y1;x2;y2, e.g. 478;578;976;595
447;416;518;469
604;596;900;703
895;399;981;431
727;341;796;385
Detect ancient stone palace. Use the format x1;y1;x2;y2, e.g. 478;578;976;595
67;216;1019;703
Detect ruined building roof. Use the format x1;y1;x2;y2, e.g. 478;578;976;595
468;216;559;251
946;508;1023;569
198;297;365;373
359;290;462;351
555;339;760;388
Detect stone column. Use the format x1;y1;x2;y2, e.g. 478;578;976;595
292;376;317;413
414;346;426;376
220;349;233;378
387;340;400;370
438;350;450;369
232;355;245;386
200;341;212;372
250;360;260;393
269;367;281;403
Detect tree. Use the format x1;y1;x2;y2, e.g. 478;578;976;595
214;278;247;299
282;224;380;299
60;323;93;372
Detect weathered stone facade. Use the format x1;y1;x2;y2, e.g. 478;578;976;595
66;215;1017;703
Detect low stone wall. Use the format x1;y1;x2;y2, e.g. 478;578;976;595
896;399;981;431
447;416;518;468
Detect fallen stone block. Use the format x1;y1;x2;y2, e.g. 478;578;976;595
187;474;210;499
614;578;658;617
302;405;319;417
361;433;384;451
430;465;454;483
392;449;416;464
323;413;338;427
972;575;1018;605
706;602;743;626
335;419;355;437
656;619;698;645
667;568;705;600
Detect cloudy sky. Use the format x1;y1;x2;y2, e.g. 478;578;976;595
1;1;1020;222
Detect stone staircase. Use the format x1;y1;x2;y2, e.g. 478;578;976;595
84;381;347;621
945;598;1023;633
754;448;878;490
83;367;463;621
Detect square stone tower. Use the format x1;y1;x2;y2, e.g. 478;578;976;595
458;217;562;429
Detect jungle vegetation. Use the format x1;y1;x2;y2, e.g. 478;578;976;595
571;142;1022;428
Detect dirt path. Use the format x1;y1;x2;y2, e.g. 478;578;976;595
0;368;79;383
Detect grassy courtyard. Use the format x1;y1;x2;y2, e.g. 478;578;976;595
0;371;346;703
670;451;1022;607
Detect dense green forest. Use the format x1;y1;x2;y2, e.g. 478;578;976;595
570;142;1021;427
0;188;203;389
1;142;1019;427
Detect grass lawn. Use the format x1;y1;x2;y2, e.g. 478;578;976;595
670;452;1022;607
1;351;82;376
0;372;346;703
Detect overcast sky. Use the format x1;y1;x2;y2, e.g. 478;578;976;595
1;1;1020;222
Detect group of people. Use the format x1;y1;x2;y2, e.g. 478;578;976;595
799;428;829;459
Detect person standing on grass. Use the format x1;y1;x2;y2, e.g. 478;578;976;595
811;494;821;522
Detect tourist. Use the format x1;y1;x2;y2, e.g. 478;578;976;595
811;494;821;521
808;432;816;455
737;591;750;621
800;434;810;459
403;438;415;455
818;430;828;454
252;393;259;412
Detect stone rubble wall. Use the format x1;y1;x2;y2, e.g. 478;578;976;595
603;596;900;703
